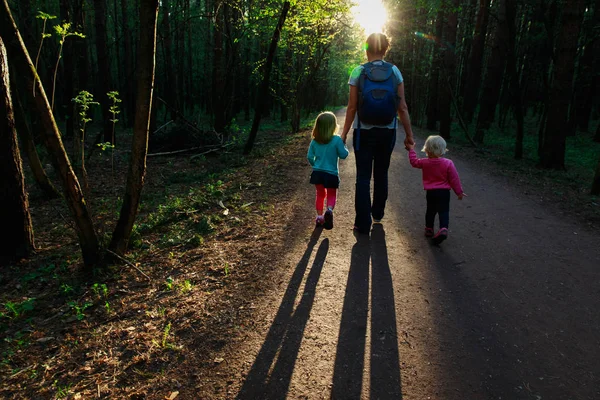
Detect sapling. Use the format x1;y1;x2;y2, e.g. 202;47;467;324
51;22;85;110
33;11;56;96
72;91;99;194
106;91;121;177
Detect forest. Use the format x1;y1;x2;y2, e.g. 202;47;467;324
2;0;600;267
1;0;599;398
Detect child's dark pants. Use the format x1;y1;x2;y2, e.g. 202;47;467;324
426;189;450;229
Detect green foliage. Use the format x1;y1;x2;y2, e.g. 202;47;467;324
73;91;99;129
107;91;122;124
34;11;57;76
36;11;57;20
91;283;108;299
53;22;85;45
1;298;36;319
178;280;194;293
97;142;115;151
67;300;93;321
52;380;72;399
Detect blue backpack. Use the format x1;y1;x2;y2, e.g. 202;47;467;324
357;61;400;126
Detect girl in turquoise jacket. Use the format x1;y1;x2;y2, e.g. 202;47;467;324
307;112;349;229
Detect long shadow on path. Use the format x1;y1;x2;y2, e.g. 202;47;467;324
331;225;402;399
236;229;329;399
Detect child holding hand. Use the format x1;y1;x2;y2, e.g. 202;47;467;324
407;135;465;244
307;112;349;229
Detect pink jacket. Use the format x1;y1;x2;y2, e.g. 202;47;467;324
408;149;463;196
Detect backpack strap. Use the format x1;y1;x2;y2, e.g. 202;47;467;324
355;63;370;151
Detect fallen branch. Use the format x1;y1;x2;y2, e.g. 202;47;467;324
106;249;151;281
156;96;204;136
444;74;477;147
153;119;174;134
190;142;235;160
148;145;211;157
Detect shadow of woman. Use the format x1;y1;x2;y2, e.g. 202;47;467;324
331;225;402;399
236;229;329;399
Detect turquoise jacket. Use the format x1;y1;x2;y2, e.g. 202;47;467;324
307;135;349;176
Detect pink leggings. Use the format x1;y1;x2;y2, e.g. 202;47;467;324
315;184;337;214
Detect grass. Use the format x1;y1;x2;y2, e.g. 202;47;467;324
0;107;337;398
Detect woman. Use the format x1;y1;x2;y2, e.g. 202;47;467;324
340;32;415;234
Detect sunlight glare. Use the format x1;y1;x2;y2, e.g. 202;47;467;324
351;0;388;35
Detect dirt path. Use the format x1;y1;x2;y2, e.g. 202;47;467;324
199;110;600;399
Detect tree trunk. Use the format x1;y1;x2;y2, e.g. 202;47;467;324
540;0;586;169
73;0;88;112
426;8;444;131
59;0;76;138
94;0;114;144
121;0;133;125
574;0;599;132
462;0;490;123
109;0;158;255
592;153;600;195
505;0;525;159
0;36;35;264
12;78;61;199
162;0;178;121
439;0;459;140
244;1;291;154
212;1;226;132
0;0;100;268
474;0;507;143
185;0;193;113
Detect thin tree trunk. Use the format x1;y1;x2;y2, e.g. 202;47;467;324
113;0;122;98
109;0;159;255
212;0;226;132
0;0;100;268
540;0;586;169
162;0;178;121
185;0;193;112
244;1;290;154
574;0;599;132
475;0;507;143
0;36;35;264
12;78;60;199
439;0;459;139
592;152;600;195
426;8;444;131
463;0;490;123
59;0;76;138
73;0;88;110
505;0;525;159
94;0;114;144
121;0;133;125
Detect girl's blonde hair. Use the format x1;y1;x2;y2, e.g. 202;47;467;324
312;111;339;144
422;135;447;157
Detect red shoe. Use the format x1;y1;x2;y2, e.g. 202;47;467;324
425;227;434;238
432;228;448;244
315;215;324;227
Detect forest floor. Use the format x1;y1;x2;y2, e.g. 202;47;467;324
1;109;599;399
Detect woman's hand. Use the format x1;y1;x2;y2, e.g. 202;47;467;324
458;193;467;200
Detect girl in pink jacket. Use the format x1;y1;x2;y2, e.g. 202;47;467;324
407;135;466;244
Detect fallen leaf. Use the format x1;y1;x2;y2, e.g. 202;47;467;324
166;392;179;400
